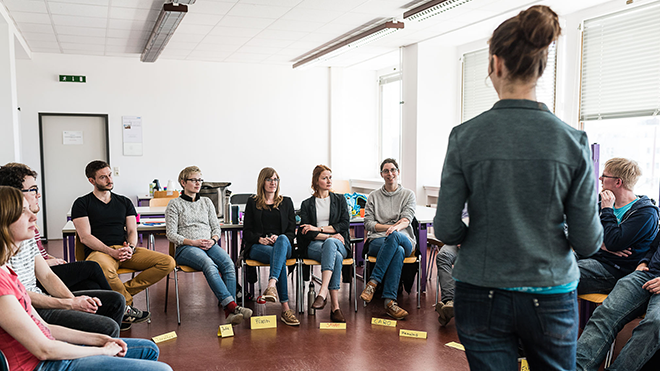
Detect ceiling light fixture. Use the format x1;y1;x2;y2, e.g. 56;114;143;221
403;0;473;22
293;21;404;69
141;3;188;63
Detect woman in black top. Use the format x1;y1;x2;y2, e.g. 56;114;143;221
242;167;299;326
298;165;351;322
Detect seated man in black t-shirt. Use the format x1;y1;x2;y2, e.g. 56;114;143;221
72;160;175;329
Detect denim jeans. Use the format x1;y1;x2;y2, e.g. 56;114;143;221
436;244;458;303
577;258;619;295
576;270;659;371
367;232;413;301
175;244;236;307
36;338;172;371
455;281;578;371
307;238;347;291
36;288;126;338
249;235;292;303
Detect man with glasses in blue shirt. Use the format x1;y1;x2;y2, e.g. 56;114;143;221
577;158;659;295
72;160;175;330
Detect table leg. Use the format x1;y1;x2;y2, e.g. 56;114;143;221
62;234;68;261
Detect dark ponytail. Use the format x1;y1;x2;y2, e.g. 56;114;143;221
489;5;561;82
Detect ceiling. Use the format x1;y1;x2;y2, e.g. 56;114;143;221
1;0;608;68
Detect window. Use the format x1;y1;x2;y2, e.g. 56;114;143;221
461;43;557;122
379;72;402;165
581;2;660;199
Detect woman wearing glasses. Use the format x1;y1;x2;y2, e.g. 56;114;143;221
360;158;416;320
434;6;602;369
0;186;172;371
298;165;351;322
166;166;252;325
243;167;299;326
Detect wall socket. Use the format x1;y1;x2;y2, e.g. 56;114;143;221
113;167;120;176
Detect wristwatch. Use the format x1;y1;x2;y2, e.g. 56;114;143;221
211;237;218;246
128;244;136;252
320;226;324;233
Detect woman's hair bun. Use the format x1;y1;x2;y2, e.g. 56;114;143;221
518;5;561;49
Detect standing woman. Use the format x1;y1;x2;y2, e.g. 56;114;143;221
0;186;172;371
166;166;252;325
242;167;299;326
360;158;416;320
434;6;602;370
298;165;351;323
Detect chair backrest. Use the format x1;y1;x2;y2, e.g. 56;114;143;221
168;242;176;258
75;234;86;262
154;190;180;198
0;349;8;371
230;193;253;213
149;197;174;207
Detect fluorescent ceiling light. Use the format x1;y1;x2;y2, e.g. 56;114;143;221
172;0;196;3
141;3;188;63
293;21;404;69
403;0;473;22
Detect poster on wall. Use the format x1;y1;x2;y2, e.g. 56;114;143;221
122;116;143;156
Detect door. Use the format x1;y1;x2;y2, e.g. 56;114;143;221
39;114;108;240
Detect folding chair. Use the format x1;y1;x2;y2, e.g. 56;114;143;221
164;242;201;324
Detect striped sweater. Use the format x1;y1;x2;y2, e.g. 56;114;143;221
8;238;43;294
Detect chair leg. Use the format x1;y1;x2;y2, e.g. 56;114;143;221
146;287;151;324
164;273;170;313
436;273;440;305
604;339;616;368
297;261;303;314
353;261;358;312
363;258;367;308
241;261;246;308
426;246;437;283
417;259;421;309
174;269;181;325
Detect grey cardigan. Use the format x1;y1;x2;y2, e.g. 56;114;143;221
434;99;603;288
166;195;221;246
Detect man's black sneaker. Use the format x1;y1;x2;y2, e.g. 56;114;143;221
123;305;151;324
120;322;132;331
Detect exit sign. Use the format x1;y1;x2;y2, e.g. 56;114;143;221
59;75;86;83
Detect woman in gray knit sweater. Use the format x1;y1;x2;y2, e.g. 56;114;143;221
360;158;416;320
165;166;252;325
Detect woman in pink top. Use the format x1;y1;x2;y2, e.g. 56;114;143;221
0;186;171;371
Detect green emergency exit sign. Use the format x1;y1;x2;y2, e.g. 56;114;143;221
59;75;86;83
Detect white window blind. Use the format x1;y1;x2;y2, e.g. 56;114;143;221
461;43;557;122
580;2;660;121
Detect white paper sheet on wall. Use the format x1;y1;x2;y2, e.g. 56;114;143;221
63;131;83;145
122;116;143;156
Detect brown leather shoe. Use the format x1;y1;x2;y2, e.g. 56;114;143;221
331;308;346;323
385;300;409;320
360;281;377;303
311;295;327;310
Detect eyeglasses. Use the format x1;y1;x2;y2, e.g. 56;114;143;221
381;168;399;175
186;178;204;183
600;174;619;179
265;178;280;183
21;186;39;194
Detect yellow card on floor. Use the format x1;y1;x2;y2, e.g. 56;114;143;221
218;324;234;337
399;329;427;339
445;342;465;351
320;322;346;330
251;315;277;329
371;318;397;327
520;359;530;371
152;331;177;343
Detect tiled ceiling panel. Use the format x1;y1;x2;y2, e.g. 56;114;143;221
1;0;612;67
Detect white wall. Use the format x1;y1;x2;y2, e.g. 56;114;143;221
17;53;330;211
416;43;459;203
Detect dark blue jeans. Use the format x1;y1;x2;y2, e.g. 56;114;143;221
455;281;578;371
367;232;413;301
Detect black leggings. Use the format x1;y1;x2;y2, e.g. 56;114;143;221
39;260;112;292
